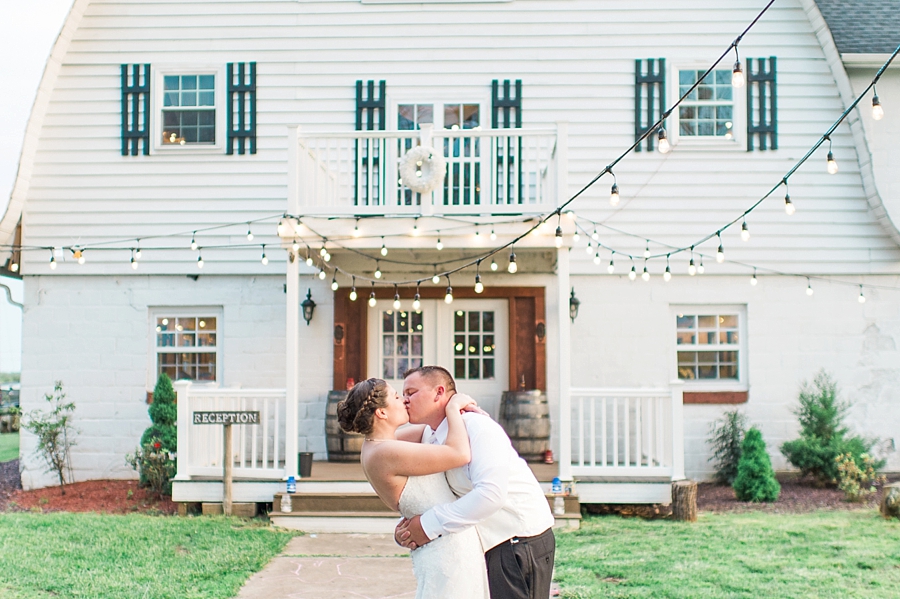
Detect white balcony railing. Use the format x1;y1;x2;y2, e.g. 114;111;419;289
289;124;562;217
173;382;287;481
567;384;685;479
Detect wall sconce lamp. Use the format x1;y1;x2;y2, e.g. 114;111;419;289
301;289;316;326
569;288;580;322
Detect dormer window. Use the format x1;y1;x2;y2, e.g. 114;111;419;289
162;75;216;145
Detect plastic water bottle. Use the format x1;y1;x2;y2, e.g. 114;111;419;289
551;477;562;494
280;493;292;513
553;496;565;516
286;476;297;494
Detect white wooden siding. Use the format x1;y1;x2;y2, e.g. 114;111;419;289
11;0;899;275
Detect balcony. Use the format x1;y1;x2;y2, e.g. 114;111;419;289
288;124;565;218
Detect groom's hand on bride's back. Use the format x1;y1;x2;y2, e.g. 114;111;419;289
395;515;431;549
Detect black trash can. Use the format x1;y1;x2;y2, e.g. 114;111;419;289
298;452;313;478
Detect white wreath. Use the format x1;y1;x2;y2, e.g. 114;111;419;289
399;146;446;195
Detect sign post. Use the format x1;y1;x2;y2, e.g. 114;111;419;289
192;411;260;516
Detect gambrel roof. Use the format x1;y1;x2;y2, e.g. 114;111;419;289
814;0;900;55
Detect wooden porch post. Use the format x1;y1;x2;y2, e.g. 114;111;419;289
284;128;300;481
670;380;685;481
173;380;192;481
557;247;573;482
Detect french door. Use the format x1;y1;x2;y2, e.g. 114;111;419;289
367;299;508;418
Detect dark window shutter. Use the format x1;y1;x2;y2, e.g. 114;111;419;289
121;64;150;156
355;80;386;206
747;57;777;151
635;59;666;152
227;62;257;155
493;79;523;204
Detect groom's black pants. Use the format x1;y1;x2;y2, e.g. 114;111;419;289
485;528;555;599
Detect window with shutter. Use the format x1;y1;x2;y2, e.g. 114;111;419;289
634;59;666;152
747;57;777;151
492;79;522;204
227;62;257;155
121;64;151;156
355;80;386;206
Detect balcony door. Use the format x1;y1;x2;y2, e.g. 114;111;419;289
395;102;487;208
367;298;508;418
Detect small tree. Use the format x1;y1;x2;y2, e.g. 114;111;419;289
137;373;177;489
733;427;780;503
22;381;77;494
780;371;883;485
708;409;748;485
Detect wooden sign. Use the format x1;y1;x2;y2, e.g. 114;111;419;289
192;411;260;425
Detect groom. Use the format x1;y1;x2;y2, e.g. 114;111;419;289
396;365;556;599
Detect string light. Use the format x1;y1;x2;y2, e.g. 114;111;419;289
49;251;57;270
732;47;745;88
716;232;725;263
305;250;313;267
474;229;482;243
642;260;650;281
368;283;377;307
261;245;269;265
130;249;138;270
393;285;401;310
436;232;443;251
872;89;884;120
246;223;254;241
349;277;358;302
73;248;85;265
697;256;705;274
353;218;361;238
323;251;331;262
197;252;204;269
663;254;672;282
826;138;838;174
413;284;421;310
508;249;518;274
135;240;142;260
806;278;814;296
643;241;651;259
293;240;301;253
782;180;796;216
374;262;382;279
320;246;328;257
607;251;615;274
490;259;498;272
688;247;697;276
858;285;866;303
593;252;601;265
610;173;620;207
657;127;670;154
432;266;441;285
380;237;388;256
332;272;339;291
629;258;637;281
592;228;599;241
444;277;454;304
318;268;327;280
572;230;580;244
741;220;750;241
586;240;594;255
751;268;758;286
490;229;497;241
474;273;484;294
555;225;563;248
9;260;18;273
190;232;197;251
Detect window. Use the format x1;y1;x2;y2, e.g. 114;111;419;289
151;66;225;152
675;309;746;389
453;309;496;381
153;313;220;383
671;67;744;148
381;310;424;380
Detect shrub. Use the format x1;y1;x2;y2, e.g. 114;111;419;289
733;428;780;503
780;371;884;485
835;453;886;502
22;382;78;494
137;373;177;490
707;409;748;485
126;441;176;498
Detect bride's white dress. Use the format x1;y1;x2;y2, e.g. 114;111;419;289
398;473;490;599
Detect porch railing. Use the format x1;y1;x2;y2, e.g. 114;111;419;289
567;384;685;479
173;382;287;481
289;124;562;216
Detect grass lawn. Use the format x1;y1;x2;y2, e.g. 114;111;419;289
0;513;294;599
555;510;900;598
0;432;18;463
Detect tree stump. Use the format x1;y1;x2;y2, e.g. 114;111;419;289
672;480;698;522
881;482;900;520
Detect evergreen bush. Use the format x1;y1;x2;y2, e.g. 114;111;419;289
137;373;177;490
733;427;780;503
780;371;883;485
707;409;748;485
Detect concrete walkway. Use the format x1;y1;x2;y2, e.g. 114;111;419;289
235;533;417;599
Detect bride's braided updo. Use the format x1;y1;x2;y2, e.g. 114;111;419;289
337;378;390;435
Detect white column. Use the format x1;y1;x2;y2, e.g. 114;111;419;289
173;380;192;481
557;247;573;481
284;126;301;481
419;123;435;216
669;380;686;481
555;121;568;211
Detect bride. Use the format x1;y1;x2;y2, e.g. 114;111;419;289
337;377;490;599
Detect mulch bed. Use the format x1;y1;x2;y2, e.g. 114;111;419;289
0;460;175;515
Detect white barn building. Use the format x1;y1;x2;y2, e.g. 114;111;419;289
2;0;898;508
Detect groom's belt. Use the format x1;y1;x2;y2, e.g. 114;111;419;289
505;527;554;548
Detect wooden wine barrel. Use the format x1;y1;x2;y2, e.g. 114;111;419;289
499;390;550;462
325;390;364;462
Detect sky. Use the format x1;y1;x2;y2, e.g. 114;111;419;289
0;0;74;373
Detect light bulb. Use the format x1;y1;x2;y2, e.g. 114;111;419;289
610;183;620;206
323;252;331;262
191;234;198;251
858;287;866;303
432;274;441;284
554;227;563;248
741;221;750;241
261;254;268;265
197;256;204;269
732;60;745;88
247;226;254;241
642;266;650;281
436;238;443;251
474;275;484;294
490;229;497;241
664;266;671;282
368;292;377;307
50;256;57;270
349;287;358;302
332;278;339;291
474;230;482;243
375;267;382;279
490;260;498;272
74;249;85;265
806;284;814;296
131;257;138;270
688;259;697;276
305;255;314;267
751;270;758;286
593;253;601;265
565;210;575;220
716;245;725;263
135;246;142;260
872;95;884;120
393;294;401;310
643;242;651;259
381;244;388;257
592;229;599;241
697;259;705;275
784;193;795;215
353;223;361;237
412;222;420;236
572;232;580;244
9;262;18;273
444;286;454;304
629;265;637;281
320;247;328;257
508;252;518;274
318;270;327;280
827;152;838;175
607;259;615;274
292;240;300;252
657;127;670;154
412;293;421;310
586;242;594;255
